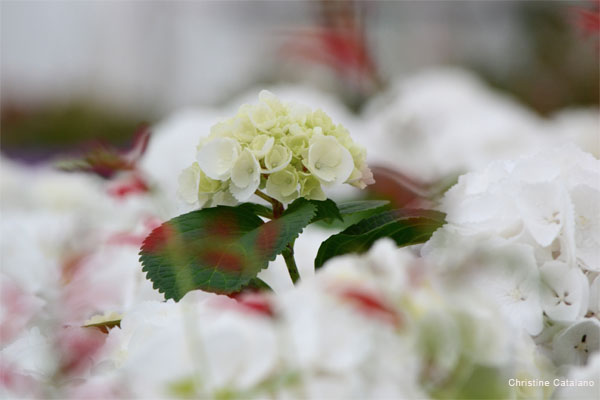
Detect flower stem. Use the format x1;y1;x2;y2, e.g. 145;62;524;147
254;189;283;218
254;190;299;283
282;244;300;284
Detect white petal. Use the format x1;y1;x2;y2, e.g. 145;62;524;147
571;184;600;271
307;136;354;185
540;261;589;322
197;138;241;181
261;145;292;174
229;150;260;202
589;275;600;315
230;149;260;189
553;319;600;366
177;164;200;204
554;352;600;400
230;180;260;202
470;243;544;335
249;103;276;132
250;135;274;159
516;182;566;247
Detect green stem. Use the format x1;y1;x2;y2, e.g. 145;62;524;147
254;189;299;283
282;244;300;284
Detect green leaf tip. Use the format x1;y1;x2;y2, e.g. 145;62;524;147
314;208;446;269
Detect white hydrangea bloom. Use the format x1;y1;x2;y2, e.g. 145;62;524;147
179;90;372;207
97;239;556;399
425;145;600;361
554;352;600;400
552;319;600;366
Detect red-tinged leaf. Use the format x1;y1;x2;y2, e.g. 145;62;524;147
139;200;317;301
367;165;459;209
56;125;151;179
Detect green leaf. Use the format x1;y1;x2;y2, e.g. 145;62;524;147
140;201;317;301
314;208;446;269
316;199;390;230
307;199;343;223
238;202;273;219
337;200;390;216
83;319;121;334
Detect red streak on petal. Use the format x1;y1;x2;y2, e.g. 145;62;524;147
106;232;146;247
339;287;402;327
0;362;37;394
61;252;89;284
107;174;150;199
230;293;274;317
58;327;106;376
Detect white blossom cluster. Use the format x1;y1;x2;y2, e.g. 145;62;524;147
423;145;600;371
365;68;599;181
1;76;599;399
178;90;373;207
4;240;555;399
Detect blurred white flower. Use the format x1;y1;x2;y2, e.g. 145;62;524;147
552;319;600;366
432;146;600;338
554;352;600;400
102;293;278;398
363;68;547;181
0;327;54;379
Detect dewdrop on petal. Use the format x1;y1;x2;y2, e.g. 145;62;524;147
180;90;373;208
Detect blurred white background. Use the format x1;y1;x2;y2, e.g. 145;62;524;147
2;1;596;115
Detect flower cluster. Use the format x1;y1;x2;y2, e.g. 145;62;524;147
424;145;600;368
46;240;551;400
178;90;373;207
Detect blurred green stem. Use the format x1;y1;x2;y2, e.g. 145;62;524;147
282;243;300;284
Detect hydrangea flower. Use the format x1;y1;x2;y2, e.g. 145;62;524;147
84;239;555;399
178;90;373;207
424;145;600;366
